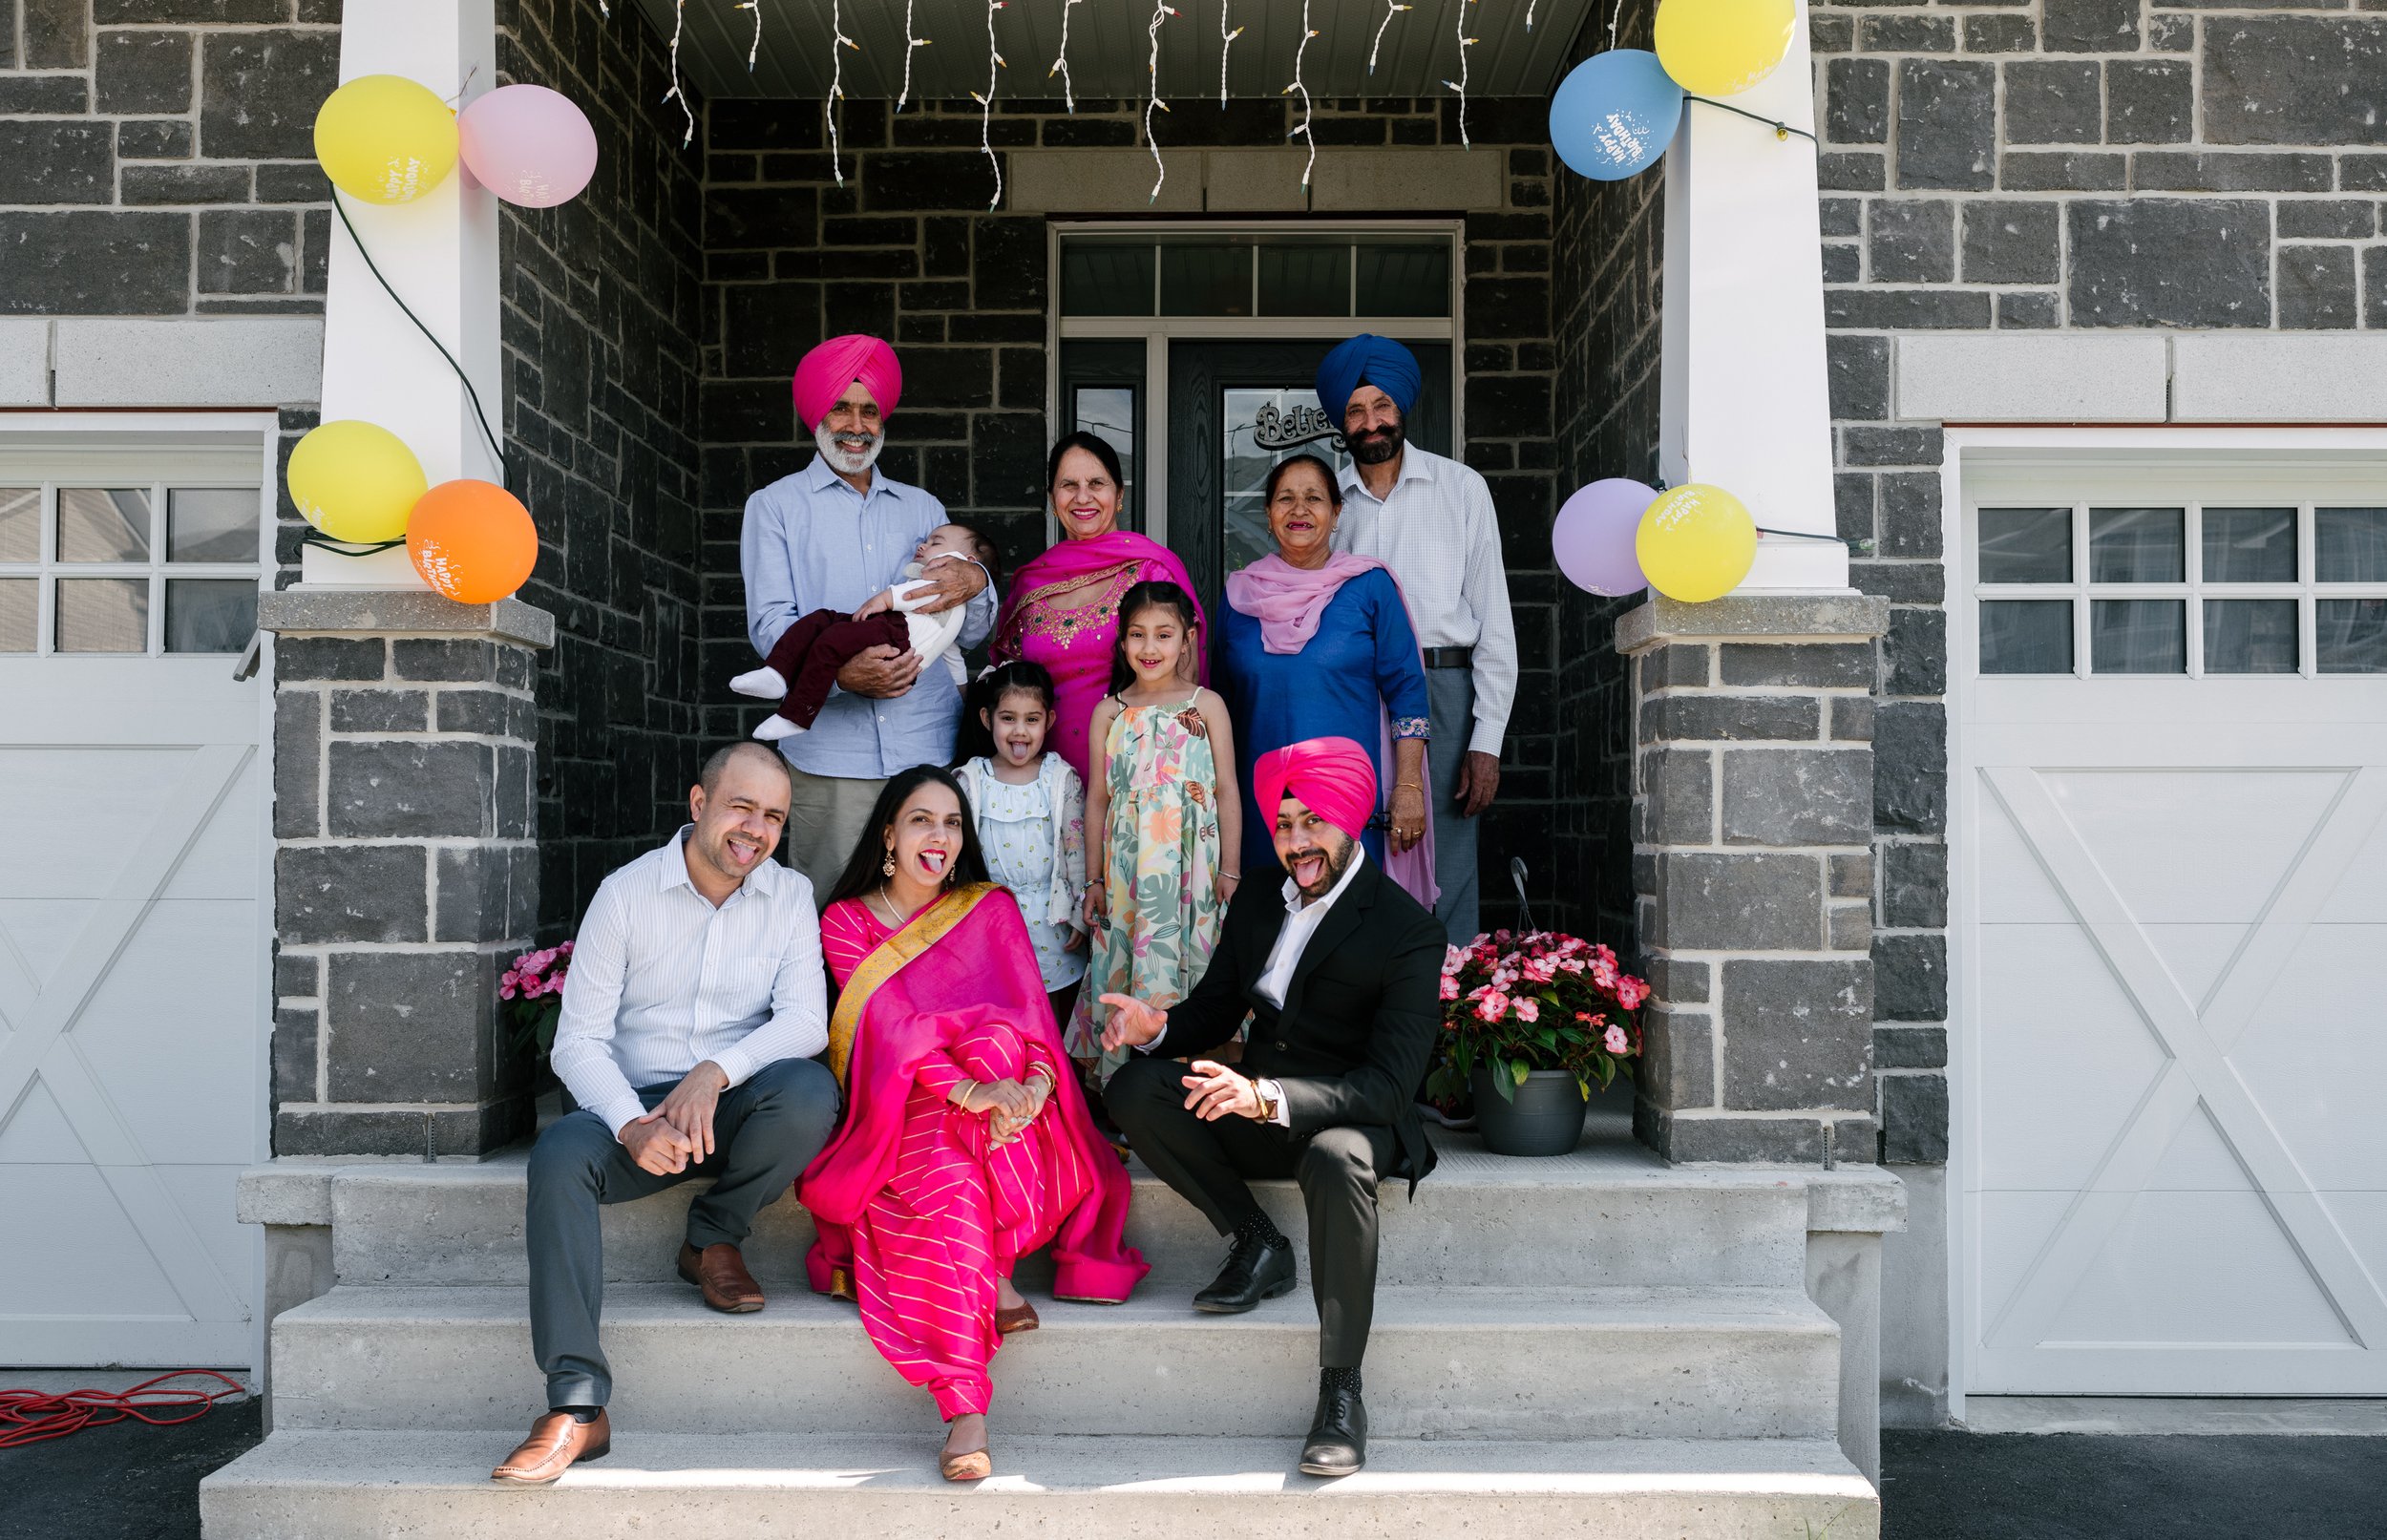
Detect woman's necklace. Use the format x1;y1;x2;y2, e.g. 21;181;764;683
866;883;910;930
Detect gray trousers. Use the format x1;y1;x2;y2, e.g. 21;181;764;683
1426;665;1481;943
783;764;886;897
1106;1055;1399;1369
526;1057;839;1409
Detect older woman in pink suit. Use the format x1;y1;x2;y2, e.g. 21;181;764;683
988;432;1205;783
797;765;1147;1483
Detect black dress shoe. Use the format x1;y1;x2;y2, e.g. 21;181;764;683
1299;1382;1367;1477
1192;1234;1297;1314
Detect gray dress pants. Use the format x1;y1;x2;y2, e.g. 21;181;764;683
1106;1055;1400;1370
525;1057;840;1409
1425;665;1481;943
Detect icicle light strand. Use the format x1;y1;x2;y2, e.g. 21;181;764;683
826;0;858;186
1145;4;1177;204
1443;0;1477;149
971;1;1008;209
898;0;929;115
1220;3;1242;106
1052;0;1084;113
1368;2;1410;77
659;0;694;147
735;1;764;70
1283;1;1319;188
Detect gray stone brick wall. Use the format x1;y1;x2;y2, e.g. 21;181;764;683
1811;1;2385;1166
689;92;1566;926
0;0;340;317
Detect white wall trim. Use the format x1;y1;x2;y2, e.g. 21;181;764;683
1894;335;2169;425
0;319;52;407
2171;334;2387;424
44;318;325;410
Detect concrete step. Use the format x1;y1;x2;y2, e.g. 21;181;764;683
248;1132;1830;1293
201;1428;1880;1540
268;1281;1842;1442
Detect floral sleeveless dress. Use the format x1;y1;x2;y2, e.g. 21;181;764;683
1067;693;1224;1082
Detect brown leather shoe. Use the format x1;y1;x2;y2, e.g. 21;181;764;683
491;1408;609;1485
995;1298;1040;1335
677;1240;765;1313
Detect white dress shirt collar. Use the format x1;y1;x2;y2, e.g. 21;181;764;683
1256;843;1369;1009
658;824;784;905
1338;446;1438;504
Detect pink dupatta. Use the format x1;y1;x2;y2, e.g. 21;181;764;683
796;884;1148;1304
1224;552;1440;911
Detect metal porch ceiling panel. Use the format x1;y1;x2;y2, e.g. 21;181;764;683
623;0;1596;103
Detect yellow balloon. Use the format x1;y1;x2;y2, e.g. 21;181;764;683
1637;483;1757;603
1654;0;1797;97
314;74;458;204
287;421;428;544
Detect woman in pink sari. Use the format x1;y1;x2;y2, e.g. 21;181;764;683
797;766;1147;1481
989;432;1206;783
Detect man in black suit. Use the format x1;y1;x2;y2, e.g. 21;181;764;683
1099;736;1445;1478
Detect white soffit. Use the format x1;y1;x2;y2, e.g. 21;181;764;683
2171;334;2387;423
1893;334;2168;424
52;317;326;409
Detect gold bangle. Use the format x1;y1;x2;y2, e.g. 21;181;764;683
1396;782;1424;791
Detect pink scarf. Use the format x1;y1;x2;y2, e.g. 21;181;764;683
1224;552;1440;912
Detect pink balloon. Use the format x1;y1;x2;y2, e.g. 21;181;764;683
1553;477;1656;597
458;84;598;208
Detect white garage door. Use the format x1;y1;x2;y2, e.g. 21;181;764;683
1957;444;2387;1395
0;433;273;1366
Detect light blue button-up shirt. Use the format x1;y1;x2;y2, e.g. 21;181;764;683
739;454;996;780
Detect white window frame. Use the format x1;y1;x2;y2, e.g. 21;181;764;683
1046;219;1465;549
1940;425;2387;1418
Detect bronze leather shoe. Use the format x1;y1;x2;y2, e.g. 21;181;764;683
491;1408;609;1485
677;1240;765;1313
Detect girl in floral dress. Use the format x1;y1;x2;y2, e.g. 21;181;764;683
956;660;1090;1033
1070;581;1241;1086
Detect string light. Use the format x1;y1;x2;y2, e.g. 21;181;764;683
1368;2;1410;77
970;1;1008;209
1144;4;1177;204
1283;1;1319;188
1444;0;1478;149
735;0;764;70
826;0;858;186
1220;2;1242;106
660;0;693;147
1051;0;1084;113
897;0;929;115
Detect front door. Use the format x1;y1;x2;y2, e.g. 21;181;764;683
1165;340;1452;620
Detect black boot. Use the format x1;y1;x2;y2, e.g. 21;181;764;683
1192;1231;1297;1314
1300;1367;1367;1477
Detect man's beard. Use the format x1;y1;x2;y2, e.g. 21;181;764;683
815;419;885;475
1288;833;1359;900
1347;418;1405;466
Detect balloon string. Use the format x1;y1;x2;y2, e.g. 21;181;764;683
1684;95;1818;144
301;530;409;557
328;194;511;493
1755;526;1852;544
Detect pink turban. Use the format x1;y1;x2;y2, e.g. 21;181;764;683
792;334;902;430
1254;736;1377;844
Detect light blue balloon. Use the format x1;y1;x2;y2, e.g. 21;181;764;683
1549;49;1684;182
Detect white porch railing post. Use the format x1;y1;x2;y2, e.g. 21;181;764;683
1658;4;1848;594
304;0;502;591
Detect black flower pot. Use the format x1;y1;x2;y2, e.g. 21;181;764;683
1470;1065;1587;1157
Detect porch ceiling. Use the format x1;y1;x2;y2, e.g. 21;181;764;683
625;0;1595;103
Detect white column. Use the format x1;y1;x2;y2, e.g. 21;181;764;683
1658;6;1848;594
303;0;501;590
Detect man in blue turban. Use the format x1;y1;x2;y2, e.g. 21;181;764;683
1312;333;1517;946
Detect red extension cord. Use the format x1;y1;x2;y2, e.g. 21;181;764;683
0;1370;247;1450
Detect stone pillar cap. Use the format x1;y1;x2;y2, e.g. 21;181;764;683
258;589;556;649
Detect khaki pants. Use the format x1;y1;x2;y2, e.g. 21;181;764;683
784;765;887;897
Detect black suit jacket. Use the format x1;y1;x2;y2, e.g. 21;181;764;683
1156;856;1445;1189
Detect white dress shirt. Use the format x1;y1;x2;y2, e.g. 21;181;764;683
550;827;830;1138
1144;847;1370;1127
1333;443;1518;756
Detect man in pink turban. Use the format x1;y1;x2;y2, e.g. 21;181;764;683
1095;733;1446;1481
741;334;994;891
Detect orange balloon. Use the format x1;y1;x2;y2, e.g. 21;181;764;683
406;478;537;603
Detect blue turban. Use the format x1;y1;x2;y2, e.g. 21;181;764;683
1315;333;1422;419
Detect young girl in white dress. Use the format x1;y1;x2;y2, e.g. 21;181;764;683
956;660;1090;1030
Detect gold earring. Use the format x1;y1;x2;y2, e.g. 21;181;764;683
882;849;897;876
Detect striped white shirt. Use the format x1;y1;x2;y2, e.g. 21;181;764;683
550;827;830;1139
1334;443;1518;756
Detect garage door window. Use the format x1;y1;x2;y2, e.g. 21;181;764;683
1976;499;2387;678
0;479;262;656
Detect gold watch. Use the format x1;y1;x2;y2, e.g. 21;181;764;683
1253;1079;1281;1123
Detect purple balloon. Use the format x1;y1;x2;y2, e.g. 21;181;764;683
459;84;598;208
1553;478;1655;597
